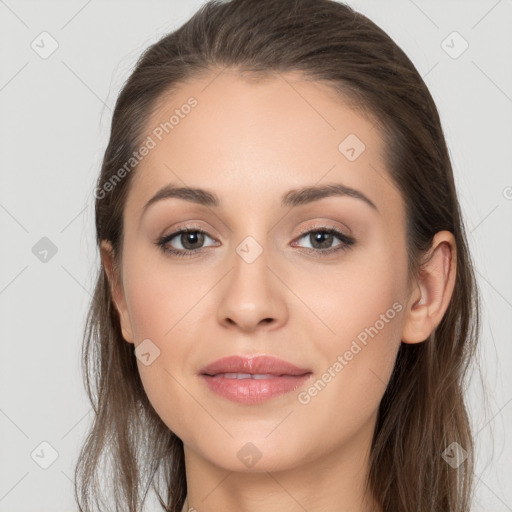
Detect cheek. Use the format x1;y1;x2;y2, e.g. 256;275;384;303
120;248;217;434
293;297;403;456
122;242;198;339
304;234;406;348
295;242;406;427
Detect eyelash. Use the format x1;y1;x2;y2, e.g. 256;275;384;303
155;225;355;258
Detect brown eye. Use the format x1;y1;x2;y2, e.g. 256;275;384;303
178;231;205;250
308;231;335;250
293;228;355;255
156;228;217;257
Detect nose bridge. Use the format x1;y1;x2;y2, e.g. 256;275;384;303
231;231;273;303
228;200;272;270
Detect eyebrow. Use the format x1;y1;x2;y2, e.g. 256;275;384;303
140;182;379;218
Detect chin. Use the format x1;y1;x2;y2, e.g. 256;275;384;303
191;434;309;473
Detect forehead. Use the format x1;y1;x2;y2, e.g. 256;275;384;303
124;68;401;220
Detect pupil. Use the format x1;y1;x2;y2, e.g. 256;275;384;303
182;231;204;250
312;232;332;249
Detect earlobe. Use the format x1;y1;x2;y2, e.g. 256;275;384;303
99;240;135;344
401;231;457;344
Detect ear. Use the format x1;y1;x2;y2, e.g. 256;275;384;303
100;240;135;344
401;231;457;344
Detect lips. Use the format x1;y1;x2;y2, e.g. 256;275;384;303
199;355;313;404
199;355;312;377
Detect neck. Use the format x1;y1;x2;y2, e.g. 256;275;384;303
179;417;381;512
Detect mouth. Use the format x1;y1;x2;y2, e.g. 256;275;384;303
199;354;312;376
199;355;313;404
204;372;304;379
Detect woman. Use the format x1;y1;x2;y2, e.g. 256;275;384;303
75;0;481;511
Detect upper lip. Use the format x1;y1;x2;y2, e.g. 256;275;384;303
199;355;312;377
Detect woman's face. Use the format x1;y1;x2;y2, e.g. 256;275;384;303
104;69;413;473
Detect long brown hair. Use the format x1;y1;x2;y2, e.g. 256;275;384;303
74;1;481;510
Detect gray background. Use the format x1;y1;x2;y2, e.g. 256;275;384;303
0;0;511;510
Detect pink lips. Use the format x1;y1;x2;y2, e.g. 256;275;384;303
199;355;313;404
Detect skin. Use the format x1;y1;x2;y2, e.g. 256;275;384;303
101;68;457;512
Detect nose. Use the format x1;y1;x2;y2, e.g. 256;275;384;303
216;245;288;333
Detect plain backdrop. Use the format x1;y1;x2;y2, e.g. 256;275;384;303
0;0;511;510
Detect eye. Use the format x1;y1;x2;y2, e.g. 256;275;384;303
155;225;355;258
292;227;355;256
156;227;218;257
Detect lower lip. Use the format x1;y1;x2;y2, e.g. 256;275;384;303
200;374;313;404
